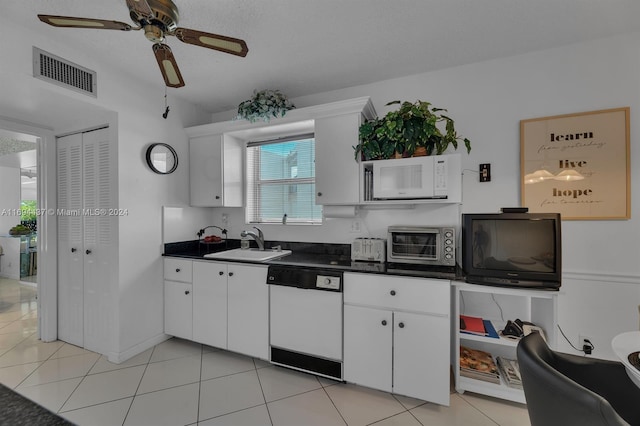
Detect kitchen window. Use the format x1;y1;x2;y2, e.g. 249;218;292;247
246;134;322;224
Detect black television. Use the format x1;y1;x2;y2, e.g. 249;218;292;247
462;212;561;290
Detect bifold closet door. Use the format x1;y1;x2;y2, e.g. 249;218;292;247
57;133;84;347
57;127;114;353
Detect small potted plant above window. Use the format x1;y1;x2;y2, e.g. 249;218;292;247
354;100;471;161
236;89;296;122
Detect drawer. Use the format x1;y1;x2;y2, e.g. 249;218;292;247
344;272;449;316
164;258;193;282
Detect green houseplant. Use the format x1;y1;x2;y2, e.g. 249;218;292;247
354;100;471;161
236;89;295;122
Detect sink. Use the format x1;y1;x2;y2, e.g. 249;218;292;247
203;248;292;262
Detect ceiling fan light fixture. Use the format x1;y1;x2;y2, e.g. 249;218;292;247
144;24;165;43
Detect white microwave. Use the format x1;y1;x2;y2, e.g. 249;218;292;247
372;155;449;200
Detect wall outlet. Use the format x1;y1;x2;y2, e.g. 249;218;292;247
580;335;594;355
221;213;228;225
350;220;361;233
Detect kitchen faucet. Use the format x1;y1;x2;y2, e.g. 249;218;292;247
240;226;265;251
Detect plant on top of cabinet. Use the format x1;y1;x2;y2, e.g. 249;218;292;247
236;89;296;122
354;100;471;161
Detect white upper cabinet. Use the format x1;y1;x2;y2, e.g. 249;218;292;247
189;134;243;207
315;113;362;205
185;97;376;207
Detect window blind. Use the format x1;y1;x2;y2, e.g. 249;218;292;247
246;134;322;224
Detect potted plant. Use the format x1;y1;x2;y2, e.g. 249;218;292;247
236;89;295;122
354;100;471;161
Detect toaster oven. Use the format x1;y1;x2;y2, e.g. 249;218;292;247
387;226;456;266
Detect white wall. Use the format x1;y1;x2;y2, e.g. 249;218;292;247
211;32;640;359
0;16;210;360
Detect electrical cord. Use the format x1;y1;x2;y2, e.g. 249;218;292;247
491;294;504;322
557;324;595;355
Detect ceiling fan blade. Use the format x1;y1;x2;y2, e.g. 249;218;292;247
125;0;155;21
153;44;185;88
38;14;133;31
173;28;248;57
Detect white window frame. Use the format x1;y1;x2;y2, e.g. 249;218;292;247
245;133;321;225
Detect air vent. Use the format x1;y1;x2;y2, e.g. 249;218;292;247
33;47;97;97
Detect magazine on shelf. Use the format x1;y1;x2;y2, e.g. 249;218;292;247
496;357;523;389
459;346;500;384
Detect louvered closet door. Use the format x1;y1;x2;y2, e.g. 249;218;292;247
57;127;114;353
81;127;115;354
57;133;84;347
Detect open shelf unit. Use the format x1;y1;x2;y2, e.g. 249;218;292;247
451;281;558;404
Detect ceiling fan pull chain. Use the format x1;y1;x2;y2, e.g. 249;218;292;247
163;86;170;119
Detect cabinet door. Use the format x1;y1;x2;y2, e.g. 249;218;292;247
227;264;268;359
315;113;361;205
394;312;450;405
192;261;227;348
344;305;392;392
164;280;192;340
190;135;224;207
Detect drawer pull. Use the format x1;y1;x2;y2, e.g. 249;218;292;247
390;290;396;296
219;271;224;275
176;268;181;273
381;320;387;326
229;272;234;277
184;290;190;295
398;322;405;329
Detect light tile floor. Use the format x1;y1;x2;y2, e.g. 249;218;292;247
0;278;531;425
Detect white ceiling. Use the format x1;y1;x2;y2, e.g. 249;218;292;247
4;0;640;114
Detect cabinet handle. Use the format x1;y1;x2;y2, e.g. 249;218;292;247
229;272;234;277
176;268;181;273
86;249;92;255
185;290;190;295
219;271;224;276
71;248;77;253
317;192;322;196
398;322;405;329
390;290;396;296
381;320;387;326
215;195;220;200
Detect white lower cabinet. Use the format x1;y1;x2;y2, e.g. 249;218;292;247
193;261;228;349
227;264;269;359
343;272;450;405
168;260;268;359
164;280;193;340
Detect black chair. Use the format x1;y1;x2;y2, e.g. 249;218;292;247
517;332;640;426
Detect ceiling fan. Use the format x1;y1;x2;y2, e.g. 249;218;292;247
38;0;249;88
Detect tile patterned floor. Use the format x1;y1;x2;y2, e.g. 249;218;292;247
0;278;531;425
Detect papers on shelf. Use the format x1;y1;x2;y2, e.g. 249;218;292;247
496;357;523;389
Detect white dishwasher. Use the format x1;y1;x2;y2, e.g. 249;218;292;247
267;265;343;380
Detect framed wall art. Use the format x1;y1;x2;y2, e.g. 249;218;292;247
520;107;630;220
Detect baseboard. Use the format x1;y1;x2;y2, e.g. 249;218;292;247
107;333;170;364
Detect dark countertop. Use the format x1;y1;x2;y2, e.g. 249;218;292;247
164;239;461;281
